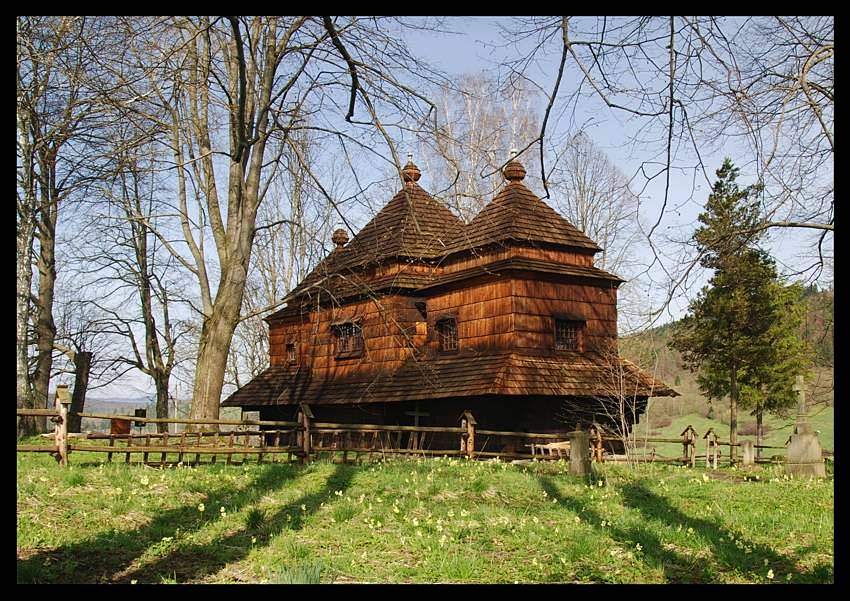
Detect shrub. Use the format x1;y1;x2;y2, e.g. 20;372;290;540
246;508;265;531
739;422;770;437
652;416;673;429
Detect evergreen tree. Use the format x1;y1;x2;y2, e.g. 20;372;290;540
670;159;810;462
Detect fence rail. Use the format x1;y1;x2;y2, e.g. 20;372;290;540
18;400;791;470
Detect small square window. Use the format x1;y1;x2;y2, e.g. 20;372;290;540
332;322;364;358
554;318;582;351
286;342;297;365
436;318;458;352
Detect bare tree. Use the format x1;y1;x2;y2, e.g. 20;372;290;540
52;291;127;433
559;339;661;467
419;74;540;221
500;16;833;319
547;132;639;273
226;127;332;388
66;125;193;433
106;16;451;422
16;16;105;435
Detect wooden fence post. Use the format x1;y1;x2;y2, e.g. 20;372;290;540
194;432;202;466
273;430;281;463
161;431;169;464
568;429;591;476
589;424;604;463
680;425;697;467
459;418;467;455
54;385;71;467
178;432;186;464
461;410;476;459
258;427;266;465
704;428;719;469
300;404;313;463
143;434;151;464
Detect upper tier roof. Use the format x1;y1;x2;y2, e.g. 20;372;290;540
275;159;464;310
339;180;464;267
447;157;601;255
273;155;610;317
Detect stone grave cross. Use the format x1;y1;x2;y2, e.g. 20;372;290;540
792;375;813;435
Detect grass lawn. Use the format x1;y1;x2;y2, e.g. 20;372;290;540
633;407;834;460
16;448;833;584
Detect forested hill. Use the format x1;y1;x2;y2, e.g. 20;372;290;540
620;285;834;410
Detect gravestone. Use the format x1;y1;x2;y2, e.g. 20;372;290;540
741;440;755;466
785;376;826;478
568;430;591;477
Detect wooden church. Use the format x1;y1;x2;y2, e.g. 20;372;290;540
222;154;677;447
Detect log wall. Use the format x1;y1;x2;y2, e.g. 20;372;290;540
442;243;595;274
270;294;426;377
270;272;618;376
512;277;618;352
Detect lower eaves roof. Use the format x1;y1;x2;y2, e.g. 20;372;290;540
221;351;678;408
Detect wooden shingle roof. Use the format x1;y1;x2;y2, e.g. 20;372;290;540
272;164;463;316
221;351;678;408
340;182;464;266
448;181;601;254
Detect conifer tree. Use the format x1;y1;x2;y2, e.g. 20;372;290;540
670;159;810;462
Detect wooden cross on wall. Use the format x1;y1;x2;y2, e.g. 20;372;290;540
404;401;430;427
792;375;807;415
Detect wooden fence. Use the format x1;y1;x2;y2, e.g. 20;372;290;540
17;396;786;469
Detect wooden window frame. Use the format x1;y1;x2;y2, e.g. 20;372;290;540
436;316;459;353
331;321;364;359
285;341;297;365
553;317;584;352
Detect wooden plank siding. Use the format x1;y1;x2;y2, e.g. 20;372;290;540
442;243;595;274
271;294;426;375
270;274;619;375
512;277;617;352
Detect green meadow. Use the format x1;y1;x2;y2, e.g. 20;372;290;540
17;449;833;584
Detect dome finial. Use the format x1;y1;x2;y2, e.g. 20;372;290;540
331;228;349;248
402;153;421;185
503;150;526;183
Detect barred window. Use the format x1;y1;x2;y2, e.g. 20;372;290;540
286;342;297;365
332;322;363;357
437;318;458;352
554;319;582;351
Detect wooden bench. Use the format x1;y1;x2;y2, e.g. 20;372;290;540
529;440;571;458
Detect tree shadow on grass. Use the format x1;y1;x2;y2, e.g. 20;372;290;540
119;463;356;583
536;475;832;583
617;480;833;584
17;462;307;584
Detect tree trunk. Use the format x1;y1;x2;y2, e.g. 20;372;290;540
67;351;92;433
154;374;170;434
729;361;738;464
756;404;763;460
16;202;36;438
17;18;36;439
32;191;58;434
190;277;246;426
